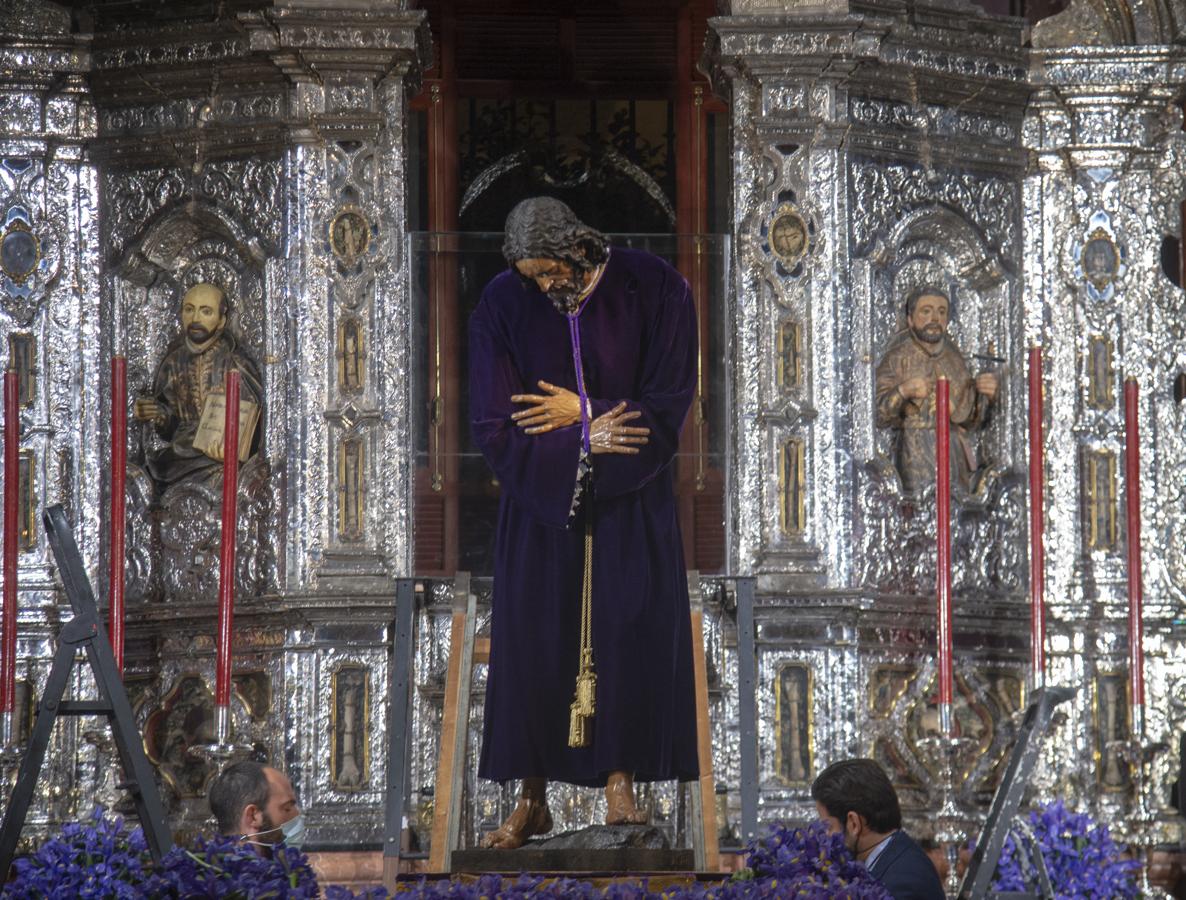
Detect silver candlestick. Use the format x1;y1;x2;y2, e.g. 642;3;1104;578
1108;715;1171;900
191;704;252;768
919;732;978;899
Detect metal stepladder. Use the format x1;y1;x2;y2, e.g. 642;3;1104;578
0;505;173;876
425;571;720;873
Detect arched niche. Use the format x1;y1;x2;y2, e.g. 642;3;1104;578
114;200;268;385
108;198;276;603
865;203;1018;475
1031;0;1186;46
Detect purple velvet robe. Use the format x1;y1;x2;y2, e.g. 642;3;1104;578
470;247;700;787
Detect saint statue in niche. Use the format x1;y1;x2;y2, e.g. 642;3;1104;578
874;287;998;494
133;282;264;492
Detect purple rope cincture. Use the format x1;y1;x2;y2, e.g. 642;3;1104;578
567;313;591;454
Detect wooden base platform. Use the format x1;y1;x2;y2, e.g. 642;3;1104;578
450;847;695;874
400;870;732;892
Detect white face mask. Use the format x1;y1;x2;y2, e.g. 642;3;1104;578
242;813;306;850
278;814;306;849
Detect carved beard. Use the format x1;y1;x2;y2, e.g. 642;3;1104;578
546;282;584;314
912;323;944;344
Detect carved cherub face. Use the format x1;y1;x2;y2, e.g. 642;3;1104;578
906;292;949;345
181;283;227;350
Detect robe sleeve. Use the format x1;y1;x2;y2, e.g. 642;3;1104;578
875;349;909;429
151;354;180;439
587;274;697;499
468;295;584;529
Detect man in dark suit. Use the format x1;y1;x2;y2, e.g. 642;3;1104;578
812;758;945;900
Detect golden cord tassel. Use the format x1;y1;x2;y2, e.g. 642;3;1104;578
568;514;596;748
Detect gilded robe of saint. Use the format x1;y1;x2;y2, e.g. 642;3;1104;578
875;330;991;493
145;330;263;490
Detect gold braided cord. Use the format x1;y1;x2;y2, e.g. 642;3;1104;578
568;512;596;748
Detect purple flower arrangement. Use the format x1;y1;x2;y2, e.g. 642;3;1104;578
733;820;894;899
3;812;895;898
992;800;1141;899
4;808;155;899
2;809;360;899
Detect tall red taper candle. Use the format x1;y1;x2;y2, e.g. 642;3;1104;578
215;371;241;710
2;372;18;715
935;377;954;735
1027;347;1046;686
1124;377;1145;714
109;357;127;675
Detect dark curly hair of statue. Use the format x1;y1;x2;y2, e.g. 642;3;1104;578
502;197;610;287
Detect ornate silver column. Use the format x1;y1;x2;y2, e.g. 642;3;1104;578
704;2;1037;828
1023;42;1186;840
80;0;429;844
0;0;100;832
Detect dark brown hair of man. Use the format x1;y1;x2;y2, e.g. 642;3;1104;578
209;759;270;834
811;758;903;834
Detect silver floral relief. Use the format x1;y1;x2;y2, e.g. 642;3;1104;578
156;457;274;602
105;159;282;263
100;95;286;138
849;97;1017;144
850;161;1020;259
0;162;66;325
92;37;248;72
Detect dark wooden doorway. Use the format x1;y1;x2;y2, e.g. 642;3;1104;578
410;0;728;576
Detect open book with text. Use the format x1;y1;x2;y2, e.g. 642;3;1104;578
193;389;260;462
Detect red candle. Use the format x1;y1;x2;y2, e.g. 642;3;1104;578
1;372;16;716
109;357;127;675
1027;347;1046;686
935;377;954;734
1124;378;1145;713
215;371;241;709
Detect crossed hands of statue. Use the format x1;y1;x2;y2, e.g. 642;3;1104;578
589;402;649;455
511;381;581;434
510;382;649;454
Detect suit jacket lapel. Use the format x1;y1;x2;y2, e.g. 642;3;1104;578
867;831;906;878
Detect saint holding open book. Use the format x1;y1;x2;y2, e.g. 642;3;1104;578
134;282;263;491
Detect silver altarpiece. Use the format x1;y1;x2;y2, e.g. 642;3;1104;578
1;0;1184;861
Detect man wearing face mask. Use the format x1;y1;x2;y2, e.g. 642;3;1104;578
208;760;305;855
812;758;944;900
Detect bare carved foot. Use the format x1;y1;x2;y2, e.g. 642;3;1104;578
605;771;647;825
481;779;553;850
